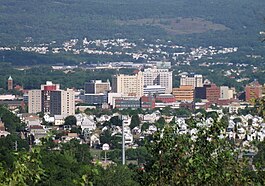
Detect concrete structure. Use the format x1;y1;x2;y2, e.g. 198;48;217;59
7;76;13;90
112;72;144;97
141;95;156;109
0;95;16;100
28;90;42;114
80;93;107;105
220;86;234;100
107;92;123;106
28;82;74;116
54;115;67;126
113;97;140;109
50;88;75;116
84;80;110;94
143;68;172;93
180;74;203;88
155;94;176;103
143;85;166;95
195;87;207;100
205;84;220;104
0;100;25;110
195;84;220;104
172;85;194;102
41;81;60;114
155;61;171;69
245;81;262;102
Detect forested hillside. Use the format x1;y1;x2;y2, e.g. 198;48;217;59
1;0;265;46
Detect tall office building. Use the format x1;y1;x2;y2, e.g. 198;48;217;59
84;80;110;94
112;72;144;97
28;82;75;116
205;83;220;104
195;83;220;104
7;76;13;90
180;74;203;88
245;81;262;102
143;68;172;94
172;85;194;102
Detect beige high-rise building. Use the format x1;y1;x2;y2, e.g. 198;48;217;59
180;74;203;88
50;89;75;116
143;68;173;94
28;90;42;114
61;89;75;116
112;72;144;97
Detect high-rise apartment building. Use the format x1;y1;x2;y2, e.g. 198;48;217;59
7;76;13;90
50;89;75;116
84;80;110;94
143;68;172;93
41;81;60;113
112;72;144;97
28;90;42;114
180;74;203;88
28;82;75;116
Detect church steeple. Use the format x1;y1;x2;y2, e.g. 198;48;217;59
7;76;13;90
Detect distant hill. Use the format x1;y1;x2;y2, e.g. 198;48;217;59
0;0;265;47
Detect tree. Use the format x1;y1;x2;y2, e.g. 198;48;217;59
95;165;140;186
175;108;191;117
130;114;140;129
0;148;44;186
155;117;166;129
139;122;257;185
110;116;122;126
64;115;77;126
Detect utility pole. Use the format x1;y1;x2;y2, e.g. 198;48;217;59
122;116;125;165
14;141;18;151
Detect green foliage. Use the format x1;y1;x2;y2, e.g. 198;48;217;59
100;130;122;149
0;134;29;168
94;165;140;186
206;111;219;121
141;122;151;131
126;147;149;164
0;0;264;49
155;117;166;129
140;123;258;185
64;115;77;126
254;142;265;169
0;105;25;133
130;114;141;129
0;148;44;186
109;116;122;126
175;108;192;117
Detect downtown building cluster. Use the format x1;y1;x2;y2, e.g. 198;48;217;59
78;63;264;112
0;62;264;114
28;81;75;116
